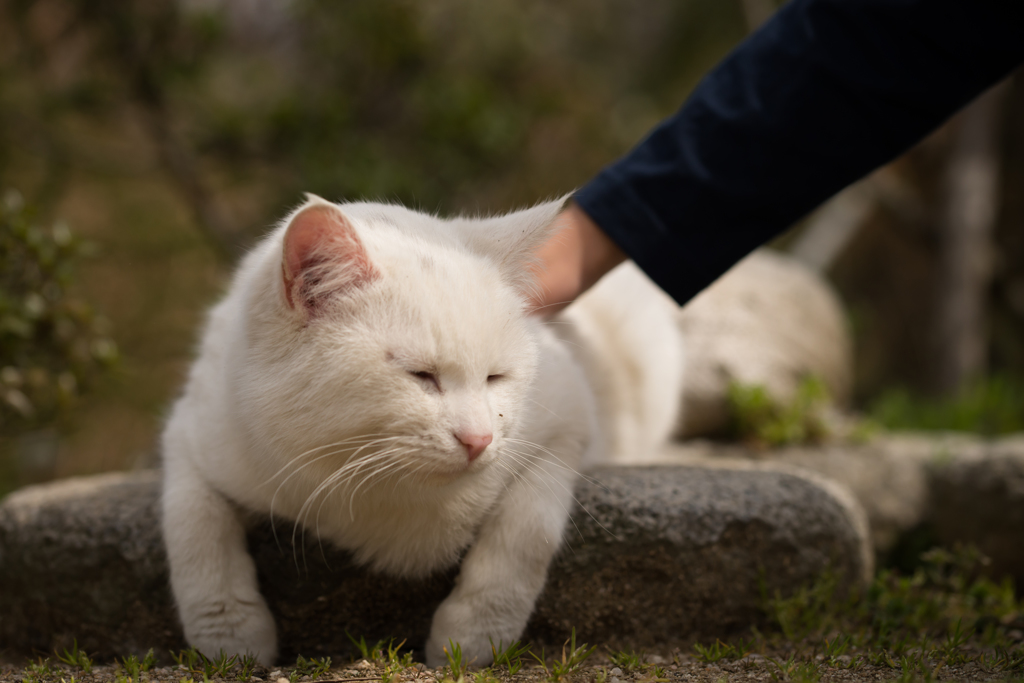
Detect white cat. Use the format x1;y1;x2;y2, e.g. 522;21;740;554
160;194;682;667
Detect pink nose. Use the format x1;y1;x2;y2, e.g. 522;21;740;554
456;432;493;462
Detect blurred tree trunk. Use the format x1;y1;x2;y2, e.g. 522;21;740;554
928;86;1005;396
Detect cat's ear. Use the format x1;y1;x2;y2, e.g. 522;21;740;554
281;195;377;314
456;195;571;288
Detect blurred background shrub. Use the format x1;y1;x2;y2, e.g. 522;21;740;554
0;0;1022;494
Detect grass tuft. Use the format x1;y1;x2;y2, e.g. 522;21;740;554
56;641;93;673
531;628;596;682
490;639;532;675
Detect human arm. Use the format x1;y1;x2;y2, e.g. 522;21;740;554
528;202;625;315
530;0;1024;313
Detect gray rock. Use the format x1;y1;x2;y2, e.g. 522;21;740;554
929;435;1024;586
675;250;853;438
663;434;995;556
662;436;941;554
663;432;1024;581
0;465;871;661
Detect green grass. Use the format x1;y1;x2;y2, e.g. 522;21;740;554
728;376;832;447
443;640;469;680
11;563;1024;683
56;639;93;673
755;545;1024;677
869;375;1024;435
290;655;332;682
490;639;531;675
607;648;645;671
691;639;753;664
530;629;597;682
672;545;1024;681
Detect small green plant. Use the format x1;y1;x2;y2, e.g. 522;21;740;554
207;651;238;678
608;649;645;671
172;649;197;672
346;632;390;663
865;649;896;668
238;654;259;682
790;660;822;683
821;634;851;665
531;629;596;682
692;641;730;664
730;637;755;659
983;645;1024;674
490;639;532;675
763;569;841;641
938;618;969;664
869;375;1024;435
56;641;93;673
169;648;238;679
470;670;501;683
728;376;831;447
25;658;55;683
291;655;332;681
384;639;412;667
121;654;141;681
443;640;470;680
0;190;118;440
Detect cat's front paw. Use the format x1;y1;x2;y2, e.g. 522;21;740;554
425;597;524;668
182;597;278;666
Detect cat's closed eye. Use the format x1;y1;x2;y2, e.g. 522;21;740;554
410;370;441;391
487;374;504;383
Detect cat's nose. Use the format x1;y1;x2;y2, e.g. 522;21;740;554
456;432;492;462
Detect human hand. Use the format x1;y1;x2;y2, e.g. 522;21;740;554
528;202;626;316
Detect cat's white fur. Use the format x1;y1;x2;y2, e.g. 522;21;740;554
161;195;682;667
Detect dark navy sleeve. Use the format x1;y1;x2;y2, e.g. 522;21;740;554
574;0;1024;305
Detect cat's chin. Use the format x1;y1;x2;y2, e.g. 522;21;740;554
416;456;494;486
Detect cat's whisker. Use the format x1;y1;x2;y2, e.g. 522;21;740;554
299;446;406;527
268;435;405;522
531;298;576;312
376;450;423;491
311;448;416;561
496;453;552;508
526;398;562;420
270;445;378;530
503;448;618;544
503;452;607;494
291;445;407;562
263;434;401;486
504;438;607;488
490;460;519;500
271;446;354;551
501;450;587;545
345;451;412;520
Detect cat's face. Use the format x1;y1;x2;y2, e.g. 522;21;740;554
240;196;563;488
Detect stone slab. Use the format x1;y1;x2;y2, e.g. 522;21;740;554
0;465;871;661
929;435;1024;587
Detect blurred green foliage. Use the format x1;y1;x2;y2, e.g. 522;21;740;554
759;545;1024;676
0;189;117;435
0;0;751;476
869;376;1024;435
0;0;747;252
728;376;832;447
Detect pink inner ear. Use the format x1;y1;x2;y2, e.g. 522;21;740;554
282;203;377;312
